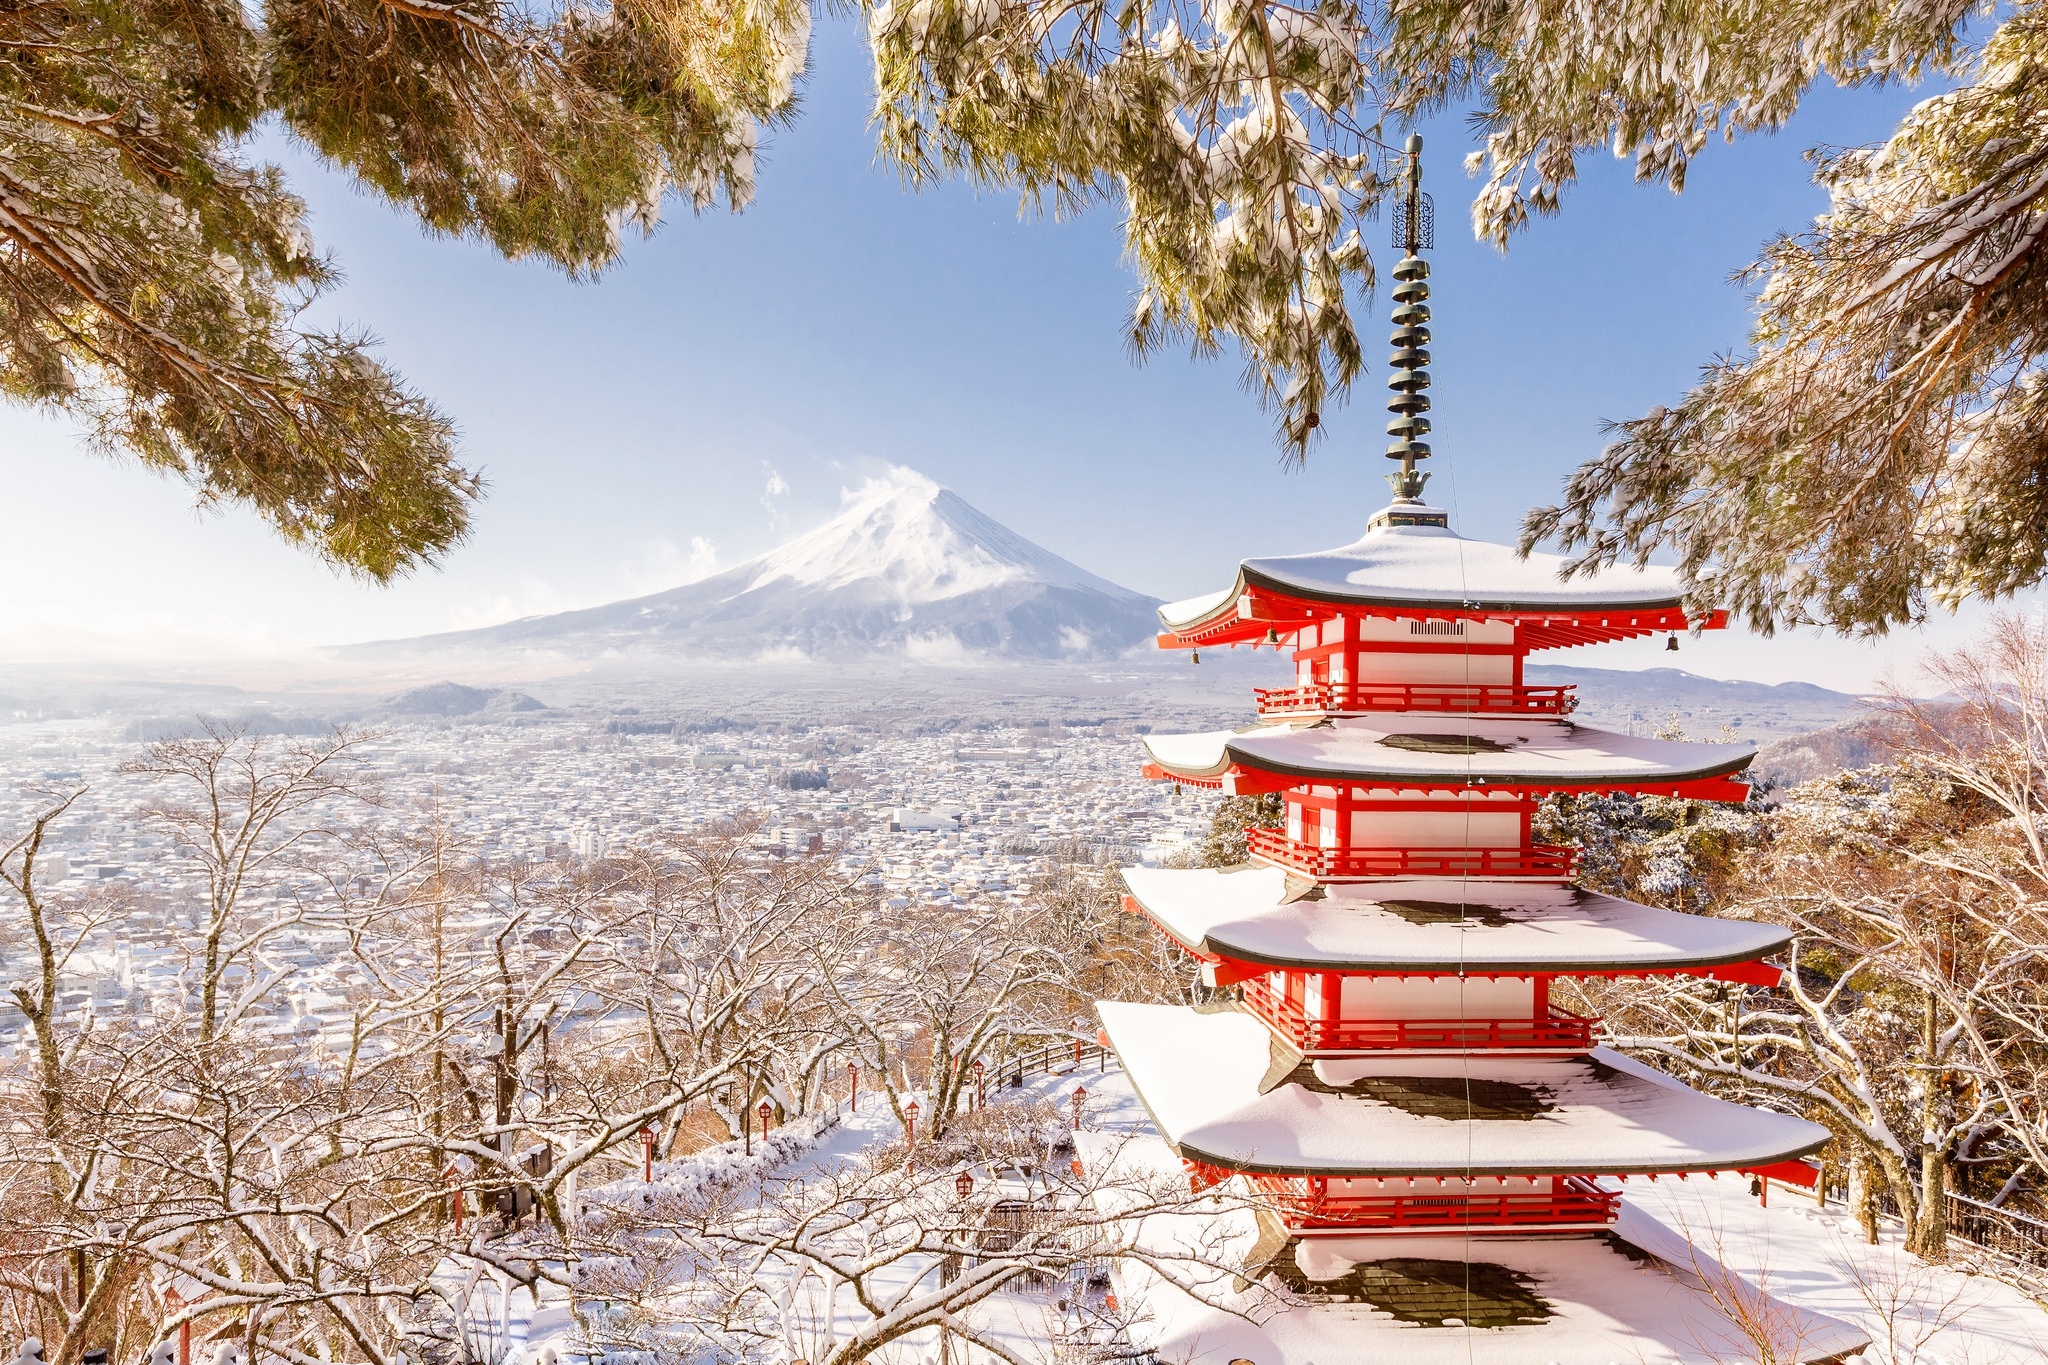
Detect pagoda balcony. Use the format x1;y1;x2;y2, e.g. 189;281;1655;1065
1253;682;1575;719
1240;976;1598;1053
1193;1167;1620;1233
1246;827;1577;880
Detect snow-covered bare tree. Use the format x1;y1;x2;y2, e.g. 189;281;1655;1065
0;763;875;1365
0;774;454;1365
121;724;378;1043
1600;768;2021;1260
1586;618;2048;1259
563;820;866;1154
564;1099;1252;1365
818;896;1072;1141
1027;862;1202;1010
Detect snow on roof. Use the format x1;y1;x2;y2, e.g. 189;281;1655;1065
1121;868;1793;973
1142;716;1755;788
1111;1198;1870;1365
1156;586;1234;625
1157;513;1683;630
1098;1002;1828;1176
1084;1072;2021;1365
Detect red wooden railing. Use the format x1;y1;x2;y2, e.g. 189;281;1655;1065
1253;683;1575;718
1243;1172;1619;1231
1239;976;1598;1053
1246;827;1577;880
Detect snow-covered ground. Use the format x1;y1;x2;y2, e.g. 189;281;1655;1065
460;1061;2046;1365
1622;1177;2048;1364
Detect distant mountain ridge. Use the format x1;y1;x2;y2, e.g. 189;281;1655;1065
1526;664;1863;742
372;682;551;717
351;471;1162;661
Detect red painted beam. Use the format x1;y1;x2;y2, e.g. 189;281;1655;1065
1209;957;1270;988
1743;1159;1820;1189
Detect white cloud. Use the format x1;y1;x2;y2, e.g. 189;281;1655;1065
903;632;980;666
838;462;935;507
444;585;586;630
761;464;790;509
635;535;720;586
688;535;719;577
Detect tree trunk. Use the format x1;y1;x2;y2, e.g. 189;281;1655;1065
1907;1145;1948;1261
1848;1149;1879;1245
1907;991;1949;1261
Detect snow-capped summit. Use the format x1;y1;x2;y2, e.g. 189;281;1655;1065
739;469;1141;605
362;470;1161;661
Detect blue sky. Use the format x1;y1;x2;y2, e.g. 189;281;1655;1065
0;16;2018;687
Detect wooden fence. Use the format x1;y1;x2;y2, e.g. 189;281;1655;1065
1002;1037;1113;1088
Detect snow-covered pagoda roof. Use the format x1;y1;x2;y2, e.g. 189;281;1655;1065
1141;716;1755;799
1155;509;1708;649
1113;1208;1870;1365
1120;869;1791;977
1098;1002;1827;1177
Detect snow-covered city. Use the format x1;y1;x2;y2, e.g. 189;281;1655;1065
0;704;1199;1059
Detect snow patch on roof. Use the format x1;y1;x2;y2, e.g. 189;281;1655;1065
1247;519;1682;609
1099;1001;1828;1175
1142;716;1756;785
1110;1184;1869;1365
1157;512;1684;628
1156;587;1234;628
1120;868;1793;972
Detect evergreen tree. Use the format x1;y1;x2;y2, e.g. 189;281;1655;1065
1200;791;1285;866
1;0;807;579
1424;1;2048;634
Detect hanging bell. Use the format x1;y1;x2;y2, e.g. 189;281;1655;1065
1666;633;1680;652
1191;650;1201;665
1263;627;1281;646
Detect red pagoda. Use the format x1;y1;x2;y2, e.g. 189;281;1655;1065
1095;137;1867;1361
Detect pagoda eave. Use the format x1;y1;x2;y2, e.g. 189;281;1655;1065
1112;1213;1868;1364
1119;868;1795;979
1143;760;1753;803
1157;595;1718;653
1178;937;1790;988
1141;719;1757;801
1100;1003;1830;1180
1122;888;1794;982
1157;573;1723;650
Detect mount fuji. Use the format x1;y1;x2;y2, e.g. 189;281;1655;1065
359;472;1163;661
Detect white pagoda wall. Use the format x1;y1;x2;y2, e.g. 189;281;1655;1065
1348;808;1522;848
1340;651;1515;686
1291;615;1521;689
1338;975;1536;1020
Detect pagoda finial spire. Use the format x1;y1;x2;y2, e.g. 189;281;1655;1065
1385;133;1434;502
